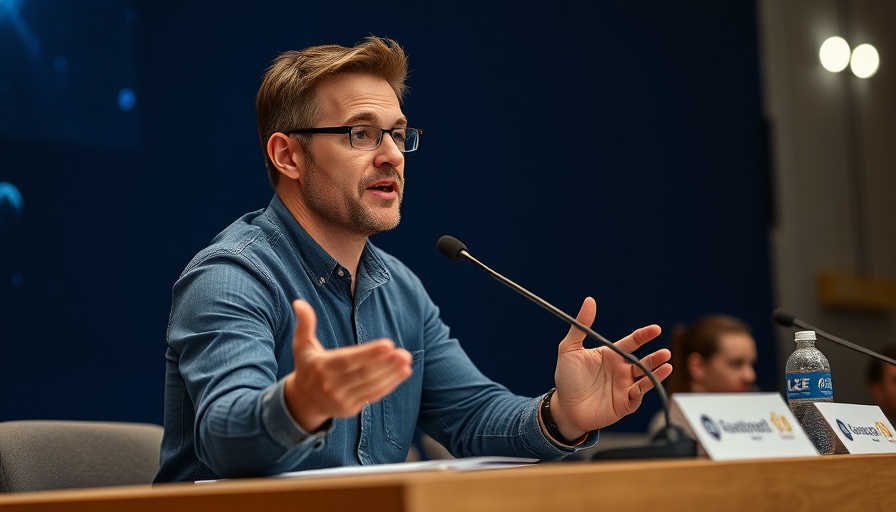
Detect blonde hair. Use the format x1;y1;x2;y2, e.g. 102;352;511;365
255;36;409;186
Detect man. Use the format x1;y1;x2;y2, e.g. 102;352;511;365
155;36;672;483
867;346;896;424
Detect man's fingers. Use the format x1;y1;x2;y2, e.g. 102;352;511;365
313;352;413;416
628;362;673;403
323;344;412;381
614;324;662;354
287;300;410;427
340;361;413;404
289;298;411;418
560;297;597;351
630;349;672;379
316;339;407;374
292;299;323;352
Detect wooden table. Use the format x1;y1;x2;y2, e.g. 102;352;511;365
1;454;892;511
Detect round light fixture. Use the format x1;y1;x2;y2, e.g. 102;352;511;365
819;36;851;73
850;43;879;78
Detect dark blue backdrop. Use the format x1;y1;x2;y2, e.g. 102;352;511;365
0;0;772;434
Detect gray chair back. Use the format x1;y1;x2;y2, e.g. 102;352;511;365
0;420;163;493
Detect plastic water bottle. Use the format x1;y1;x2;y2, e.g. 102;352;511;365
785;330;835;454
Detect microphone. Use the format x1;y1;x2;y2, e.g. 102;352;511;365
772;308;896;367
437;235;695;460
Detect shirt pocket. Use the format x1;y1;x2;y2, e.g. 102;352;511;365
383;350;424;449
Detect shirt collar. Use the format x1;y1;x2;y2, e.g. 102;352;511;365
266;195;390;295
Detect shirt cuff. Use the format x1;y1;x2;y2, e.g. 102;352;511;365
261;378;331;449
524;394;600;457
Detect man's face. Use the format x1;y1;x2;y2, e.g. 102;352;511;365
297;73;407;238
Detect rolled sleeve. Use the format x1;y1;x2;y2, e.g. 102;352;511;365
520;395;599;459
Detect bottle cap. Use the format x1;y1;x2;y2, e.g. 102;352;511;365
795;330;816;341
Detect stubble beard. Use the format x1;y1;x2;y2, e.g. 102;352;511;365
303;158;403;237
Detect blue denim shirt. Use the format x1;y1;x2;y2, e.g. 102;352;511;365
155;195;597;482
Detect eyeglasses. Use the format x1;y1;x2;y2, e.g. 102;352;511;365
285;125;422;153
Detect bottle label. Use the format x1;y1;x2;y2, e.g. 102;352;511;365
786;371;833;400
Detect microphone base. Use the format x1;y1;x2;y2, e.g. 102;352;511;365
589;425;697;461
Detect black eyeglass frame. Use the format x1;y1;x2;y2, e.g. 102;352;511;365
285;125;422;152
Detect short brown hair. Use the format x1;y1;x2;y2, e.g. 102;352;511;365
256;36;409;186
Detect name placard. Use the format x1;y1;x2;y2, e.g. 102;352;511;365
812;402;896;454
671;393;819;460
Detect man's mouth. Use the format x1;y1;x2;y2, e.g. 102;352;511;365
365;178;400;199
367;181;396;193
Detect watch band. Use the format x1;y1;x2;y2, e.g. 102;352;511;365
540;388;588;447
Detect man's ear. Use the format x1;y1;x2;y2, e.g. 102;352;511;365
267;133;305;180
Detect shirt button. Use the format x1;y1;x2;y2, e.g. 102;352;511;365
318;277;326;285
337;269;344;277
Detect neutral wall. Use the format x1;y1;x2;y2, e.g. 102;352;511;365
759;0;896;405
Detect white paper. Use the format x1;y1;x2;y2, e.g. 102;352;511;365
274;456;539;479
195;456;538;483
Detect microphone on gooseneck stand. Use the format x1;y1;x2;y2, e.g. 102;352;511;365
436;235;696;460
772;308;896;367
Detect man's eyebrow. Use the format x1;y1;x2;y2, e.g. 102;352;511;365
344;112;408;127
344;112;376;125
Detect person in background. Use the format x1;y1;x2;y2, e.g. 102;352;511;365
866;345;896;424
648;314;757;436
154;36;673;482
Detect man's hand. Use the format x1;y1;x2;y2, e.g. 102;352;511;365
548;297;672;441
283;299;413;432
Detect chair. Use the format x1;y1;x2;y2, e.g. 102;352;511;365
0;420;164;493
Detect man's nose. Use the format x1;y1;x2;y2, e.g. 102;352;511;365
375;134;405;168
